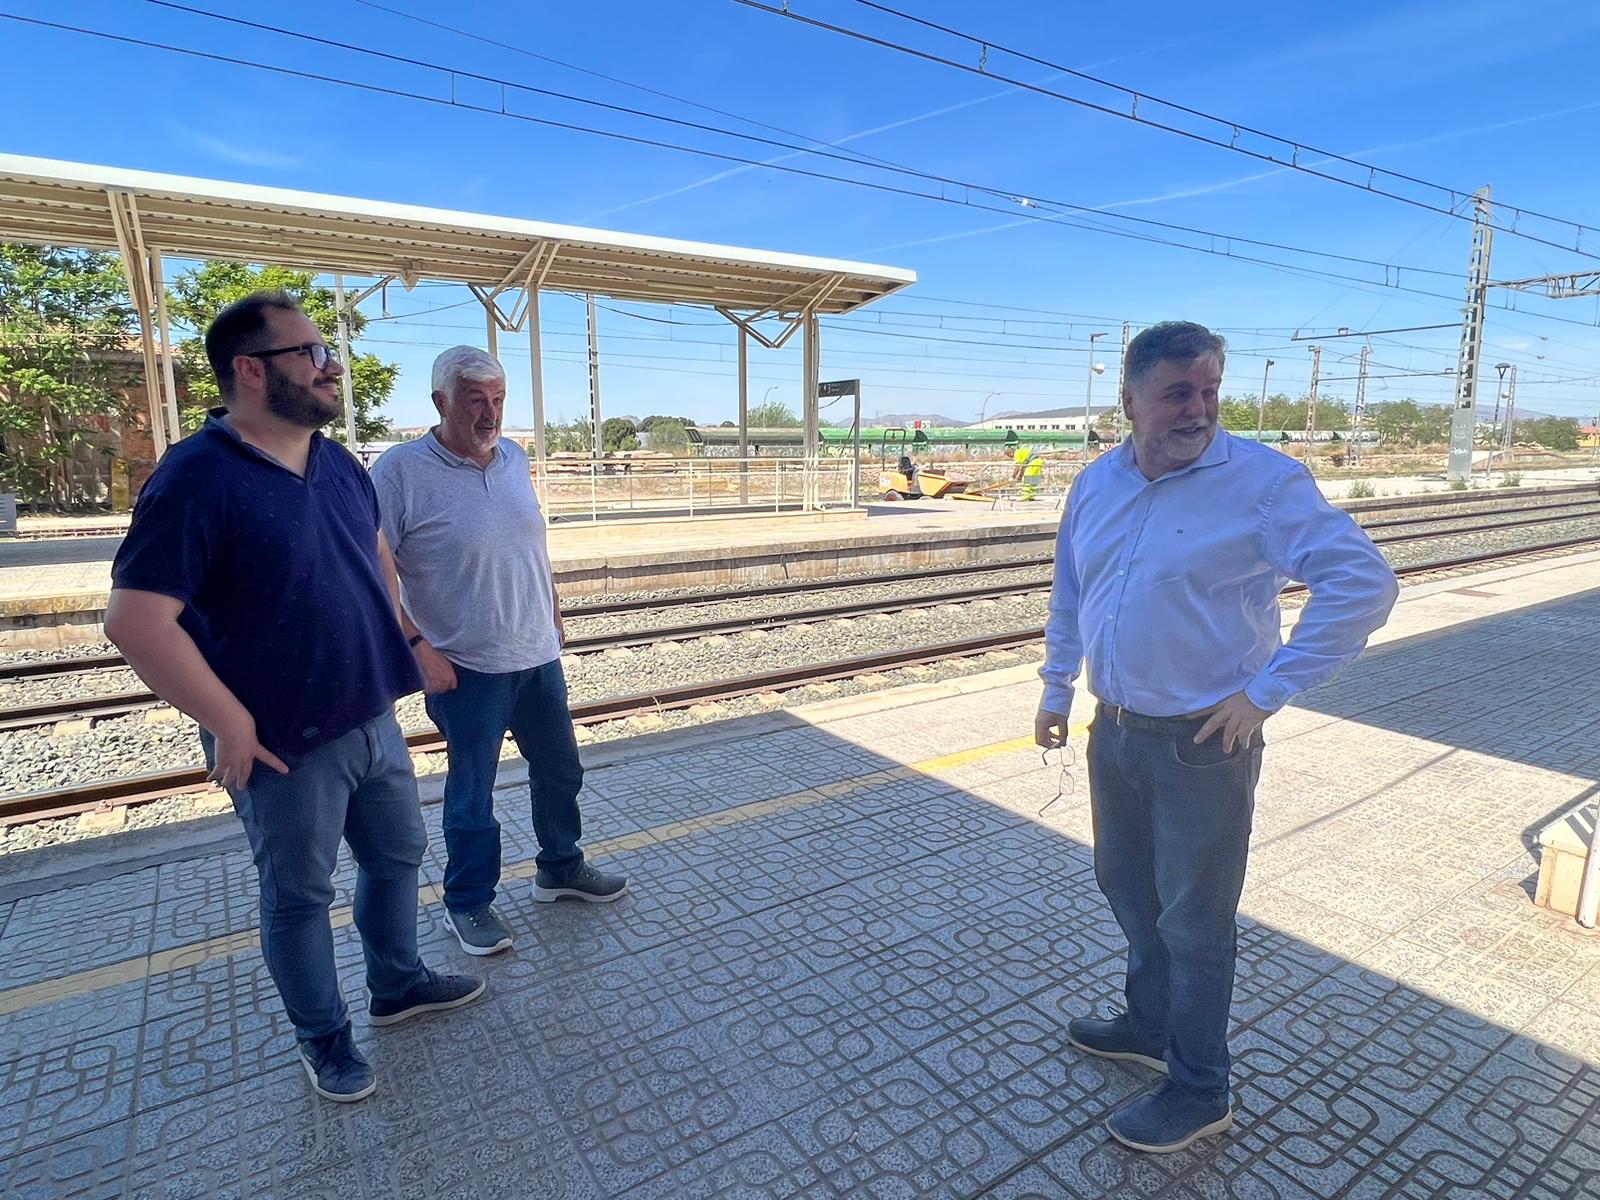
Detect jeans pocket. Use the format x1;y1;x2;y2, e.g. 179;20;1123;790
1169;733;1246;770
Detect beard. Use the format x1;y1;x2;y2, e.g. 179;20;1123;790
264;363;342;429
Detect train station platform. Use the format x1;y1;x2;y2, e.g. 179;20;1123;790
4;550;1600;1197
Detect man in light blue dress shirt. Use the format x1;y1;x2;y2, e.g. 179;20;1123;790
1035;321;1398;1153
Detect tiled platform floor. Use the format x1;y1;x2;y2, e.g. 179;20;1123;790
4;554;1600;1198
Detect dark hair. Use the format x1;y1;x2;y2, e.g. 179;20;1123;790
204;290;303;399
1124;321;1226;394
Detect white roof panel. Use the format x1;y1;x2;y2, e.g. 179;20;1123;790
0;154;914;314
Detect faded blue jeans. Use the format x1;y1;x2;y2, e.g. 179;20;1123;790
1086;702;1262;1099
204;710;429;1044
424;659;585;913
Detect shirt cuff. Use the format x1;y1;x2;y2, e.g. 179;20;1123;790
1040;683;1074;716
1244;670;1294;712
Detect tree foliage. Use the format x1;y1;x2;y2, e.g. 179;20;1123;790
645;418;689;450
637;413;695;431
165;262;397;443
748;399;801;427
601;416;639;452
545;419;591;454
0;243;137;507
1218;393;1349;432
1517;415;1580;451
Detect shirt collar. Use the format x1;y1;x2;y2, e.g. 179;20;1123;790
424;428;500;470
1118;425;1232;484
203;407;315;473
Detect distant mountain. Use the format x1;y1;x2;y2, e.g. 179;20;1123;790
864;412;965;427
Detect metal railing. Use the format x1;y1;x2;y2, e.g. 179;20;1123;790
537;456;859;520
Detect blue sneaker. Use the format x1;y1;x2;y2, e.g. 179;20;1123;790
299;1024;375;1103
1066;1013;1167;1073
1107;1080;1233;1153
368;968;486;1027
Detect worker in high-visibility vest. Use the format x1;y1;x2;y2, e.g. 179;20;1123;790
1013;445;1044;501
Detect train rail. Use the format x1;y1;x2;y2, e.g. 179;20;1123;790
6;499;1600;734
0;629;1043;826
6;529;1600;828
8;490;1600;689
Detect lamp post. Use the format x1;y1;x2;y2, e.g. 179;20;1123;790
1256;358;1275;443
1082;332;1107;465
977;391;1003;426
1487;362;1510;478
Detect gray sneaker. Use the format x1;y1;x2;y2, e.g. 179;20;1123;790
299;1024;375;1102
533;862;629;903
369;969;486;1027
445;905;514;956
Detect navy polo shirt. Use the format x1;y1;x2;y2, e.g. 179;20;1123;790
112;410;422;762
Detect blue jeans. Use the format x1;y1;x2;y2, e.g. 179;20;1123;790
424;659;585;913
203;711;429;1044
1086;706;1261;1099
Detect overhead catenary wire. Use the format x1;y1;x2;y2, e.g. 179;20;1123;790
10;4;1572;325
737;0;1600;261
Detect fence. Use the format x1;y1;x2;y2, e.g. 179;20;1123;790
537;457;859;520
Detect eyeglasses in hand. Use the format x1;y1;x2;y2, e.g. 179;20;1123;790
1039;743;1077;818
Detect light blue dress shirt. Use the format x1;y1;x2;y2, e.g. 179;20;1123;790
1040;429;1398;718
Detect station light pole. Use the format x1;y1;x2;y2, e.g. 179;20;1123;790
1487;362;1510;478
1255;358;1274;443
1082;332;1107;465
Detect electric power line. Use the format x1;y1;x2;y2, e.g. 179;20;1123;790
739;0;1600;261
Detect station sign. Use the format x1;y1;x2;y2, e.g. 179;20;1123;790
817;379;859;398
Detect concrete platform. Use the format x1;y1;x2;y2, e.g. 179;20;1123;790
0;504;1062;649
4;551;1600;1197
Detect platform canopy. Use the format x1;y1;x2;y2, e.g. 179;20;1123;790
0;153;915;506
0;153;913;314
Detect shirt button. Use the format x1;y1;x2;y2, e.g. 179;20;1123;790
1116;570;1125;576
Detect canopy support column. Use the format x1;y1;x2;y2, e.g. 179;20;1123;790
332;274;359;448
106;190;172;457
801;312;820;511
737;326;749;504
528;291;547;498
150;252;181;444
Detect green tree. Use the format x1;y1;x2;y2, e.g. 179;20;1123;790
1517;415;1580;451
601;416;639;452
0;243;137;508
748;399;801;427
545;418;591;453
637;413;695;431
645;418;689;450
165;262;398;443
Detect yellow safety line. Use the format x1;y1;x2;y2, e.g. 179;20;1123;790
0;727;1076;1016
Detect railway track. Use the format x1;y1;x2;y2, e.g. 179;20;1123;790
6;529;1600;828
0;629;1043;826
6;498;1600;733
8;489;1599;688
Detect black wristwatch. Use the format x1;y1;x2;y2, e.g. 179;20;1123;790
407;633;426;648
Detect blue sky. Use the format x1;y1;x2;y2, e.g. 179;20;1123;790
3;0;1600;429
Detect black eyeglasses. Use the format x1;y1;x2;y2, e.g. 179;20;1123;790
244;342;339;370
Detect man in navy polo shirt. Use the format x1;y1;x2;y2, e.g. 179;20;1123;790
106;292;484;1104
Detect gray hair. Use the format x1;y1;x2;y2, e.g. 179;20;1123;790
1124;322;1226;392
431;345;506;401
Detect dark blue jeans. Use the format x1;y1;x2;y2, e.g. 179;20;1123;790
1086;705;1261;1099
203;711;429;1043
424;659;585;913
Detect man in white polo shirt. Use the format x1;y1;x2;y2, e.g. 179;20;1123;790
371;346;627;956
